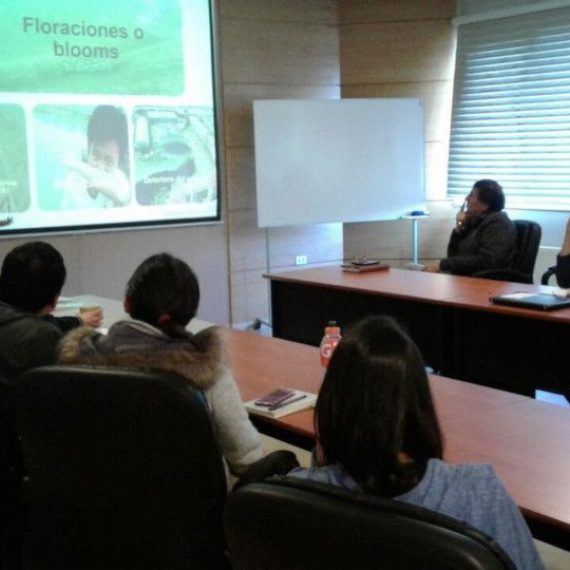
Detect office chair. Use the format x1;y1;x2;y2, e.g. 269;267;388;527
224;476;515;570
474;219;541;284
13;365;230;570
541;266;556;285
0;375;24;570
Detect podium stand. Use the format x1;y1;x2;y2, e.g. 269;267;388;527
401;214;430;270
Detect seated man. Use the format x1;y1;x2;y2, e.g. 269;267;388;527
555;218;570;288
0;241;101;381
424;179;517;276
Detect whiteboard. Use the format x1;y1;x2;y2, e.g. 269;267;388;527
253;99;425;227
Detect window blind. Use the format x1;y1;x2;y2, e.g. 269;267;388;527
448;7;570;208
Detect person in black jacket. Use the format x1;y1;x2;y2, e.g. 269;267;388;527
424;179;517;276
554;218;570;288
0;241;101;381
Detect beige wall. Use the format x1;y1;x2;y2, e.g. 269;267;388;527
218;0;343;327
0;224;230;324
339;0;458;265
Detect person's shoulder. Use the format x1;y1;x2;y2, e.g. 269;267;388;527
0;304;60;337
288;463;359;490
486;210;515;227
482;210;508;222
429;458;494;478
427;459;504;497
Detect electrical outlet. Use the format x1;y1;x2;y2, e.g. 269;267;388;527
295;255;308;266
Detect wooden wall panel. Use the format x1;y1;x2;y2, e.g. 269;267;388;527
219;0;337;23
342;81;452;143
340;20;455;84
228;209;267;272
425;140;451;201
220;0;458;324
343;210;455;263
229;268;272;328
221;20;339;85
339;0;457;265
339;0;455;23
223;84;340;149
218;0;342;327
268;224;343;268
225;148;256;211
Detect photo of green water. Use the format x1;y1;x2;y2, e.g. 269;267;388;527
134;106;217;206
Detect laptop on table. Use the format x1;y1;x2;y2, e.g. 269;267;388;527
490;292;570;311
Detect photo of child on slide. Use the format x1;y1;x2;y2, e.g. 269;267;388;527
34;104;131;210
0;105;30;215
134;106;217;206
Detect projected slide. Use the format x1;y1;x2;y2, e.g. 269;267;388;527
0;0;218;234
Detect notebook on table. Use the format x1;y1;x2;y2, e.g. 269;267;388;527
244;389;317;419
490;292;570;311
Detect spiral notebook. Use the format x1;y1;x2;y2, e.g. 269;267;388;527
490;292;570;312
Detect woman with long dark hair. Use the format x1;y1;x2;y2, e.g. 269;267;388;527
59;253;262;482
290;316;542;569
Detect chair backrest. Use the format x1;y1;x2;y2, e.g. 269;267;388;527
513;219;542;277
14;365;229;570
224;476;515;570
0;374;24;570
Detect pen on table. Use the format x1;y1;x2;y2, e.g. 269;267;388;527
268;394;307;411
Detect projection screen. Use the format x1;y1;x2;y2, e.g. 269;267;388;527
0;0;219;236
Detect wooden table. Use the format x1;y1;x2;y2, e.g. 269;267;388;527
266;266;570;396
55;296;570;548
227;327;570;550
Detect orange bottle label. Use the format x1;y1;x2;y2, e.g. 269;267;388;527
320;337;340;367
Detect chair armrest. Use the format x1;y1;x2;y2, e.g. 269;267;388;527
541;266;556;286
233;450;300;491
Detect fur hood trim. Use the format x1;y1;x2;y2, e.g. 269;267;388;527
58;321;227;390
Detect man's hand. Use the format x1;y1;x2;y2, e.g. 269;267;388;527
79;307;103;328
456;211;470;230
423;261;441;273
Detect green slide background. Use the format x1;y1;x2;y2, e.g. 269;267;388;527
0;105;30;213
0;0;184;95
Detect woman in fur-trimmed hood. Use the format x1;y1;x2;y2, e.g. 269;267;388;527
58;253;262;481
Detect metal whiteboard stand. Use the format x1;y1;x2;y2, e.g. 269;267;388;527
401;213;430;270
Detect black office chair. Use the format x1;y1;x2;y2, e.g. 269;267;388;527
541;266;556;285
224;476;515;570
13;365;230;570
0;375;24;570
474;219;541;284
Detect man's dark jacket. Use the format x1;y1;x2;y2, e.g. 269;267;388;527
0;302;79;381
440;210;517;276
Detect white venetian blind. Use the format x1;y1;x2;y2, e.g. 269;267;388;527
448;7;570;208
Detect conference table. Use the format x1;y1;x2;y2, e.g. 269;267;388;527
266;266;570;396
55;295;570;549
226;327;570;551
